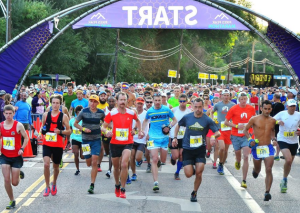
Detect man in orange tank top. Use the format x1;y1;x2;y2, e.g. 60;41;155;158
0;105;29;209
38;95;71;197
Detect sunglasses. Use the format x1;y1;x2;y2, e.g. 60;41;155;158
179;100;186;103
153;93;161;97
204;98;209;100
146;101;153;104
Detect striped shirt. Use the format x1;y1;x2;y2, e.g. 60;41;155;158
76;108;105;141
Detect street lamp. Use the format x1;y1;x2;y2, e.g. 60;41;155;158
280;69;283;86
251;41;262;73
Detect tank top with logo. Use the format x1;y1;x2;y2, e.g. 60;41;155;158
1;121;22;157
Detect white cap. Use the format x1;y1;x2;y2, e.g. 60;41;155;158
287;99;297;106
238;92;247;98
161;93;167;97
222;89;230;94
288;89;297;96
239;88;243;92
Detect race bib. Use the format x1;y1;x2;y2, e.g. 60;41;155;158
3;137;15;150
238;123;247;134
82;144;91;155
256;146;270;158
177;127;186;139
73;128;81;135
284;131;295;138
115;128;129;141
221;121;231;131
45;133;57;142
147;140;154;148
190;136;203;148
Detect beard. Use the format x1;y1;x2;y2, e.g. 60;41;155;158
100;100;106;104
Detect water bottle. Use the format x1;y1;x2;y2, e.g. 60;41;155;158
42;125;47;135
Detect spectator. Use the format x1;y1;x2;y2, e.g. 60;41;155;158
32;91;46;114
0;90;6;122
250;91;259;113
54;85;63;95
4;94;12;105
27;90;34;107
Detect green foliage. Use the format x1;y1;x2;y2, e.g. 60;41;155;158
233;77;244;84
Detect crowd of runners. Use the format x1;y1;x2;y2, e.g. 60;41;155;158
1;81;300;209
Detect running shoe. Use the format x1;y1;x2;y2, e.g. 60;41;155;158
153;182;159;192
146;164;151;173
75;170;80;175
51;183;57;196
126;175;131;185
206;151;211;158
212;162;217;169
88;185;94;194
190;191;197;202
280;180;287;193
235;162;241;170
59;159;63;168
174;173;180;180
241;180;247;188
161;162;166;165
115;185;121;197
264;193;272;201
136;160;143;167
217;164;224;175
20;170;25;179
106;170;111;178
119;188;126;199
131;174;137;181
252;169;259;179
170;157;176;166
157;159;161;168
98;167;102;172
43;187;50;197
274;156;280;161
6;200;15;209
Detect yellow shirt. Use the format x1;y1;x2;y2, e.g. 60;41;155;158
97;102;108;110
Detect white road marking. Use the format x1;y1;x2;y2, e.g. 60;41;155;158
89;191;201;212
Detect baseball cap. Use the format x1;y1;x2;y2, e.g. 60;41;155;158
222;89;230;94
122;83;129;89
136;97;145;103
99;91;107;95
192;93;199;97
288;89;297;96
238;92;247;98
89;95;99;103
239;88;243;92
0;90;6;96
90;90;96;94
161;93;167;97
287;99;297;106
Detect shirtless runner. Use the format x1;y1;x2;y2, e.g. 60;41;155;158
243;100;277;202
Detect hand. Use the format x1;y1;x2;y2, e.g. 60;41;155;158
105;131;113;138
172;138;178;148
296;131;300;136
37;134;42;140
83;128;91;133
278;121;284;126
272;140;278;146
163;126;171;134
210;137;216;146
54;128;60;134
14;106;19;111
248;139;255;148
237;124;245;130
18;149;24;156
138;131;144;139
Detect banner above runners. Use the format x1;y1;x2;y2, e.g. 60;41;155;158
72;0;249;31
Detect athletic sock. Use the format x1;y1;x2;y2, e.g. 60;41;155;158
283;177;287;182
176;161;183;174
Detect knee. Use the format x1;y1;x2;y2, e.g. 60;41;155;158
195;171;203;179
44;162;50;169
219;146;225;152
285;158;293;166
121;162;128;170
243;154;249;161
11;180;19;186
265;166;272;174
92;158;98;166
4;178;11;185
152;156;158;164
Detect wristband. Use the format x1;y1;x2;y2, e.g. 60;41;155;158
248;137;252;141
20;148;24;151
38;132;42;136
105;130;109;135
276;120;279;124
235;124;238;128
211;136;215;139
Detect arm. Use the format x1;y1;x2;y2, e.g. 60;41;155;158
243;117;256;147
134;117;144;139
171;124;180;148
37;113;47;140
170;116;177;127
101;122;112;137
142;118;150;133
54;114;71;136
18;122;29;156
63;107;70;119
271;121;278;146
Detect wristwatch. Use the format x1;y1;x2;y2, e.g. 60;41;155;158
174;137;177;139
20;148;24;151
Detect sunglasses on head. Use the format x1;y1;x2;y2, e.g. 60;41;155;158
153;93;161;97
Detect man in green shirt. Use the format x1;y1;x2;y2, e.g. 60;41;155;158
167;86;181;108
63;82;77;111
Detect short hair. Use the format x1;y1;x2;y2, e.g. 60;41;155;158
274;94;281;100
75;105;83;114
261;100;272;107
116;92;127;100
107;96;116;101
174;86;180;90
193;97;204;105
67;82;73;88
4;105;15;113
50;95;63;104
179;94;188;101
145;96;153;101
105;89;111;94
153;88;159;92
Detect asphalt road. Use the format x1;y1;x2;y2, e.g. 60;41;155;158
1;145;300;213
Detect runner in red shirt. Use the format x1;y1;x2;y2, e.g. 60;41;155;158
0;105;28;209
225;92;256;188
38;95;71;197
102;92;143;199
